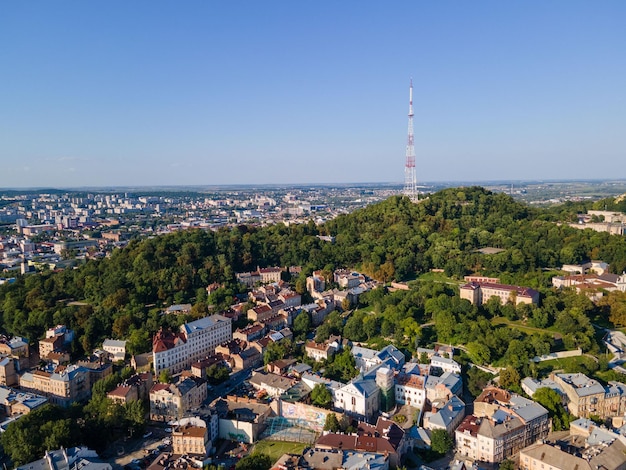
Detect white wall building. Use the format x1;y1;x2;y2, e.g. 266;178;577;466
153;314;232;375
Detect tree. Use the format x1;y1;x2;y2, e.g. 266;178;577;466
206;364;230;385
324;412;340;432
533;387;571;431
499;459;515;470
293;311;311;340
235;453;272;470
159;369;172;384
499;367;521;390
311;383;333;409
430;429;453;455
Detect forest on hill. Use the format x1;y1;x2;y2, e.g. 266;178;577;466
1;186;626;361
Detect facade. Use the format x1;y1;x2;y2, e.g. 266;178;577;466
18;364;91;407
394;373;426;408
0;386;47;415
149;376;208;421
551;372;626;419
102;339;127;361
459;282;539;306
305;341;336;362
455;387;549;464
423;396;466;434
172;423;209;457
335;378;380;422
153;314;232;375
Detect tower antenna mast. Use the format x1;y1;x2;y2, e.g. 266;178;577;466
403;79;418;201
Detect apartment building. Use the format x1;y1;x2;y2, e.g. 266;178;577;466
149;376;207;421
153;314;232;375
551;372;626;419
460;282;539;306
172;423;210;457
394;373;426;408
455;387;549;464
19;364;91;407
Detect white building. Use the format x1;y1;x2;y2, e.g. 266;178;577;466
334;378;380;422
395;373;426;408
102;339;126;361
153;314;232;375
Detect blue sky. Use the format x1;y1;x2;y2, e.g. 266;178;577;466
1;1;625;188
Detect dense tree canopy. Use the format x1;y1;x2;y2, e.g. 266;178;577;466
0;186;625;363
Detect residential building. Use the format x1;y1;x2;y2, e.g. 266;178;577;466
16;447;110;470
520;424;626;470
352;345;405;373
459;282;540;306
423;396;466;434
455;387;549;463
233;323;265;343
152;314;232;375
551;372;626;419
334;270;365;289
305;341;337;362
316;417;406;468
172;423;209;457
19;364;91;407
149;376;207;421
0;355;18;386
102;339;127;361
236;266;283;287
0;386;47;415
248;372;295;397
430;356;462;374
395;373;426;408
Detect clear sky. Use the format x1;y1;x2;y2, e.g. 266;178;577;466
1;1;625;188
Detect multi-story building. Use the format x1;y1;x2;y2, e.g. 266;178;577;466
102;339;126;361
0;386;47;415
236;266;283;287
153;314;231;375
423;396;466;434
394;373;426;408
0;355;18;386
172;423;210;457
18;364;91;407
459;282;539;306
334;377;380;422
305;341;337;362
149;376;207;421
550;372;626;419
352;345;405;373
455;387;549;464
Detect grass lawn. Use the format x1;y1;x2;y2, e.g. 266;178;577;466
252;440;309;462
491;317;560;338
416;271;463;285
533;355;598;376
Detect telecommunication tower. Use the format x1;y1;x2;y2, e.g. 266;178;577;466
403;79;418;201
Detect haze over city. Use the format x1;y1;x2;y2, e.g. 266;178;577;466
1;1;625;188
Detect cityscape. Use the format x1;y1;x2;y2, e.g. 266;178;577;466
2;2;626;470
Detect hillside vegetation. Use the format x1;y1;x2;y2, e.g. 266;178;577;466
1;186;625;360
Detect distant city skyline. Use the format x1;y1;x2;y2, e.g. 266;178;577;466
1;1;625;188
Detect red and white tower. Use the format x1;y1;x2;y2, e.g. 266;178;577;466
403;79;418;201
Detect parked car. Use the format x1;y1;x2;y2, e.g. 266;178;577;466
164;427;172;432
